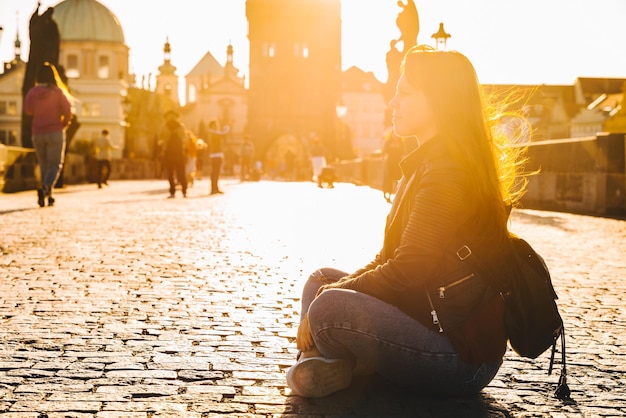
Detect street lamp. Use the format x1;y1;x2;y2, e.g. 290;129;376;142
431;22;451;50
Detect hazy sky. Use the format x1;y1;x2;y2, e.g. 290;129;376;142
1;0;625;87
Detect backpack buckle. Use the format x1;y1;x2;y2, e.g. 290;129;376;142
456;245;472;260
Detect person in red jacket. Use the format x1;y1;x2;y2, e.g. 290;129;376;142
286;45;530;398
24;62;72;207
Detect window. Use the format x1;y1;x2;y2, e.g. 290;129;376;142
294;43;309;58
7;130;17;145
97;55;110;79
188;84;197;103
0;130;16;145
81;103;101;117
263;42;276;58
67;54;79;78
0;101;15;115
7;101;17;115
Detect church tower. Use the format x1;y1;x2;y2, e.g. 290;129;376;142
156;37;179;104
246;0;342;159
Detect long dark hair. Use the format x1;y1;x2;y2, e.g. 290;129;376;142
35;62;74;104
35;62;57;85
401;45;529;233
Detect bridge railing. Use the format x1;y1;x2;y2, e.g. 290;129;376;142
3;133;625;217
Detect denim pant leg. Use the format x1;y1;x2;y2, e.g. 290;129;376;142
210;156;223;192
300;267;349;320
166;164;176;195
33;131;65;195
176;161;187;193
33;134;48;190
303;271;502;396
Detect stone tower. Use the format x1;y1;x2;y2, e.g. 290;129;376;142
246;0;342;160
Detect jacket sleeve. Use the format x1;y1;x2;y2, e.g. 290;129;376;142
349;252;382;278
333;165;471;300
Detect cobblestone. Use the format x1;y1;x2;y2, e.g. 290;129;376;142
1;179;625;417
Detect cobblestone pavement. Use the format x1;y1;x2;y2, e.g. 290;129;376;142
0;179;624;418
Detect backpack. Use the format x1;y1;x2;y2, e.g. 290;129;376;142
430;234;571;399
495;236;570;399
502;237;563;358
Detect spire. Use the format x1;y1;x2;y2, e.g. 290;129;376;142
158;36;176;76
14;25;22;61
163;36;171;63
227;42;233;65
2;11;24;72
224;42;238;79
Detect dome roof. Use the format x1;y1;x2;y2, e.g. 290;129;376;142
53;0;125;43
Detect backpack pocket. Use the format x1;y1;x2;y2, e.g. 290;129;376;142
426;263;495;333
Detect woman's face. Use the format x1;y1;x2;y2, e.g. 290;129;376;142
390;72;437;143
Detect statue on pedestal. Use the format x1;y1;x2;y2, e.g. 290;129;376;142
384;0;420;127
395;0;419;54
21;2;61;148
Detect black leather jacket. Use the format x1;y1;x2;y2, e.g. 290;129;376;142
333;138;504;341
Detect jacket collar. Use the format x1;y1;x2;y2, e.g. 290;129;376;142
399;136;446;177
385;137;449;232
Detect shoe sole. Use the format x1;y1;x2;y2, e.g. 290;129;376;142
286;357;352;397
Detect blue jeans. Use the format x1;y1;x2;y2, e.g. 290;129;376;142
33;131;66;196
302;267;502;396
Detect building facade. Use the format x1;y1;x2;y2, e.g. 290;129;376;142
51;0;129;158
340;66;386;157
0;33;25;147
182;44;247;142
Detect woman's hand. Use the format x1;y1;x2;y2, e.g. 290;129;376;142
298;281;349;352
296;313;314;352
314;280;345;298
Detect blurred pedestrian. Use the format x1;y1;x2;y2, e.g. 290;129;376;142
159;110;189;198
24;62;72;207
286;45;530;398
93;128;119;188
186;131;199;187
240;136;256;181
310;137;327;182
284;149;296;182
207;120;230;195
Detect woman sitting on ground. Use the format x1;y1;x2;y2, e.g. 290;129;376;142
286;45;528;398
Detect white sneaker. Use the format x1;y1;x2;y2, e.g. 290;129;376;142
286;357;352;397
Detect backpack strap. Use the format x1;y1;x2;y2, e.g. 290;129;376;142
550;327;571;400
